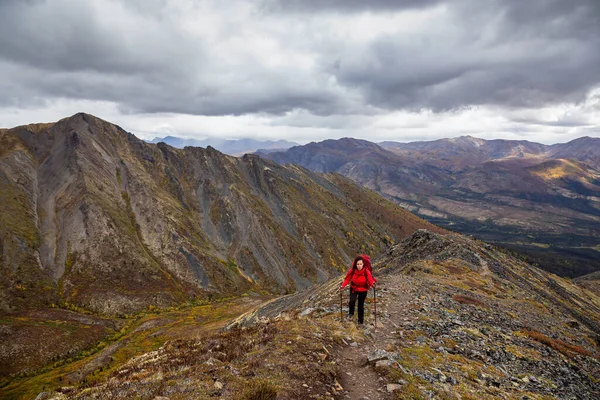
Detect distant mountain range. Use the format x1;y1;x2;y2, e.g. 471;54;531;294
148;135;298;156
260;136;600;277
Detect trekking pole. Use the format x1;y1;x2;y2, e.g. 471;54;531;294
373;286;377;329
340;285;343;323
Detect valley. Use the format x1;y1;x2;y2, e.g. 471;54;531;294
0;295;269;399
263;137;600;277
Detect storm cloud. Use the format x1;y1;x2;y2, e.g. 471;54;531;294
0;0;598;143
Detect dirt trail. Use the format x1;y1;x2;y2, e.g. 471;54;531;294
335;276;416;399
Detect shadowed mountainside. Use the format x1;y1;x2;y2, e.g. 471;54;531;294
36;230;600;399
261;136;600;277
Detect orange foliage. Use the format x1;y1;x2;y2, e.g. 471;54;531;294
452;294;486;307
522;329;595;359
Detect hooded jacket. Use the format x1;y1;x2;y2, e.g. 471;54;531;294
341;267;375;293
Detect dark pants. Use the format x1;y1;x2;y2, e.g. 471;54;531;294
348;289;368;324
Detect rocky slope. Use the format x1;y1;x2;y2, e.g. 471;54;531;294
37;230;600;399
574;271;600;298
261;137;600;277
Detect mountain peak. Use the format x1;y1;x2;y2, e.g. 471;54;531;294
450;135;486;147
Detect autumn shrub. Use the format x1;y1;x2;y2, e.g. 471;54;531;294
522;329;594;359
240;378;278;400
452;294;486;307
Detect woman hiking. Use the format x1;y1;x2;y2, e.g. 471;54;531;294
340;255;376;324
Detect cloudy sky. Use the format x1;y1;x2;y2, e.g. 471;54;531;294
1;0;599;144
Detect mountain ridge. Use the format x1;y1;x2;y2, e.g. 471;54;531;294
148;135;298;156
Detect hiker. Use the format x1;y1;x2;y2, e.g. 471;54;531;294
340;255;376;324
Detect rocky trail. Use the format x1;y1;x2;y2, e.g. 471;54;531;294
335;277;415;399
322;265;600;399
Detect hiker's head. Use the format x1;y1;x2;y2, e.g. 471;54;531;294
353;256;365;270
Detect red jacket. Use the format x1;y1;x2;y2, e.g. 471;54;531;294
341;267;375;293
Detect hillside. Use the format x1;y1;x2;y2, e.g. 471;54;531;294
574;270;600;298
25;230;600;400
0;113;443;385
262;137;600;277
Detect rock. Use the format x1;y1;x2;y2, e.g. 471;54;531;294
333;380;344;391
366;349;399;363
204;357;222;366
300;307;315;316
350;342;358;347
387;383;402;392
35;393;49;400
375;360;393;368
432;367;447;382
214;381;223;390
154;397;170;400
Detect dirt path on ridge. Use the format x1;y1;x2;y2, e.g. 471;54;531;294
335;276;416;399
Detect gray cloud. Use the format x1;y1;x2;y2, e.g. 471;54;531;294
0;1;201;75
326;0;600;112
259;0;444;13
0;0;599;121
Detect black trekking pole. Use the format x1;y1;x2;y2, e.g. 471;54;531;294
373;286;377;329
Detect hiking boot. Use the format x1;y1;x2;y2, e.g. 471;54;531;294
346;314;354;321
